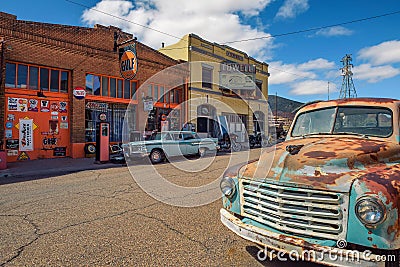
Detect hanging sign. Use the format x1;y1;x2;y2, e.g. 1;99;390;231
143;100;153;112
19;119;34;151
119;44;138;80
73;87;86;99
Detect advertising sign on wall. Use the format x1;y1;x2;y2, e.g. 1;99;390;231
19;119;34;151
119;44;138;80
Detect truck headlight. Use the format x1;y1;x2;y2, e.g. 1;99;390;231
355;196;386;227
220;176;236;199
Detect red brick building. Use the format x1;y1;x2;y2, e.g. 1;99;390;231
0;12;187;162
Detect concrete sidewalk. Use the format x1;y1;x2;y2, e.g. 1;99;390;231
0;157;126;183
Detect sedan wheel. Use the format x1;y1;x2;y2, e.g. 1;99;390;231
150;149;164;164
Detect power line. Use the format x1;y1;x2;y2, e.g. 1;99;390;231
65;0;182;41
65;0;400;48
223;10;400;44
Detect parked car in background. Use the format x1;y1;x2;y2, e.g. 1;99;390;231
122;131;219;164
220;98;400;267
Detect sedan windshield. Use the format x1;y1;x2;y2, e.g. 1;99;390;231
292;106;393;138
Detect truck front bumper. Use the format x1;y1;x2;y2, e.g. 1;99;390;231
220;208;387;267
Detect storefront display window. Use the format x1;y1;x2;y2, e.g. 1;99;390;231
5;63;16;87
85;102;135;143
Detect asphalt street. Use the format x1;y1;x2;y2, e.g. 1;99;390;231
0;149;321;266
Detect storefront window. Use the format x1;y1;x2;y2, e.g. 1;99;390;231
147;84;152;97
85;74;94;95
85;102;133;142
50;70;60;92
154;85;159;101
94;75;100;95
110;78;116;97
131;81;137;100
40;68;49;91
60;71;68;92
160;86;165;102
124;80;131;99
6;62;69;93
117;80;123;98
29;66;39;90
17;64;28;88
5;63;16;87
101;77;108;96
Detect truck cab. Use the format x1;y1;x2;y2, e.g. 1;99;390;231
220;98;400;267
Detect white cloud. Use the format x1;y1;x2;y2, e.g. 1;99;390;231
315;26;353;37
353;64;400;83
298;58;336;70
268;61;317;84
275;0;309;19
290;80;337;95
81;0;275;60
357;40;400;65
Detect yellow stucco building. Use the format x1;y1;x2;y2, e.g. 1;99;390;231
159;34;270;142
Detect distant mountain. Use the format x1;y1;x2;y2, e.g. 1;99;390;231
268;95;303;119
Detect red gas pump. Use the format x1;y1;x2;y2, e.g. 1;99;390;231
96;121;110;163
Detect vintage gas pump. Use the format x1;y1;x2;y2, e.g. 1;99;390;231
95;113;110;163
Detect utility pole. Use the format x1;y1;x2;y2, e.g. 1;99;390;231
339;54;357;99
328;81;330;101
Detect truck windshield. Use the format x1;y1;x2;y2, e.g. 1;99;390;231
291;106;393;138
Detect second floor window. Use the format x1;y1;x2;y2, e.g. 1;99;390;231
5;62;69;93
202;67;212;89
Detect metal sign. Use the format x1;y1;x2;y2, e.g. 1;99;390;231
73;87;86;99
143;100;153;112
120;44;138;80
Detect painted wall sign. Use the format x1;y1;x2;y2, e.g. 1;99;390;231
50;102;59;112
41;100;50;112
8;97;18;111
7;114;15;121
53;147;66;157
17;98;28;112
60;122;68;129
19;119;34;151
17;151;30;161
49;120;59;135
73;87;86;99
7;150;18;156
59;102;68;113
143;100;153;112
99;113;107;121
28;99;39;112
5;130;12;138
86;102;108;111
6;139;19;150
119;45;138;80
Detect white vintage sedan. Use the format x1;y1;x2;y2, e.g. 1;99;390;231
122;131;219;164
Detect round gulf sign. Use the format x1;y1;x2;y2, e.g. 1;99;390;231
120;50;138;80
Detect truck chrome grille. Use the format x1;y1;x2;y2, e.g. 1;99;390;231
240;179;348;240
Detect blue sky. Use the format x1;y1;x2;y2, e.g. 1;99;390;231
2;0;400;103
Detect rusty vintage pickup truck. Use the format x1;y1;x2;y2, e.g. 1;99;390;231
220;98;399;266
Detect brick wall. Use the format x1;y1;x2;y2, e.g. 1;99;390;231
0;12;185;155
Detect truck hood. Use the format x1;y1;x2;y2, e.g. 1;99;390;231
241;137;400;192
